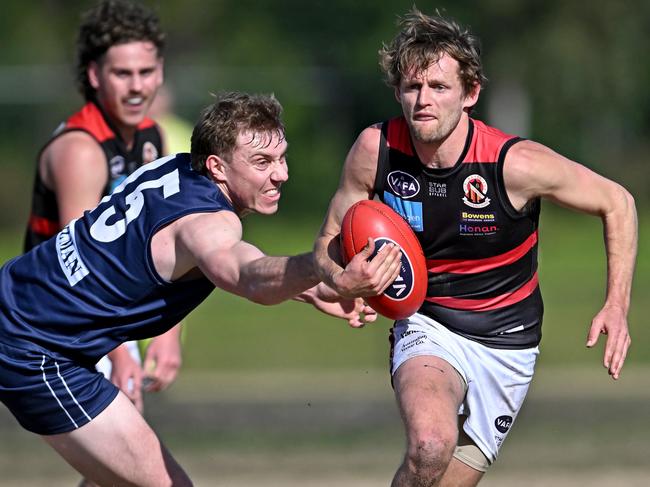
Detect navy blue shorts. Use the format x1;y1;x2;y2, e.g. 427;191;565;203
0;339;119;435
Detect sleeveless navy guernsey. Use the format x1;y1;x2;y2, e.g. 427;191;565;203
1;153;227;363
24;101;164;251
375;117;542;349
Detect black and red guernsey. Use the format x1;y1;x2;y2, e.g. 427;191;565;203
374;116;542;349
24;101;163;251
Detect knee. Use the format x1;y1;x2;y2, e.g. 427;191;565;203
404;429;456;481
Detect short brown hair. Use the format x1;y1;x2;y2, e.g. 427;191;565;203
76;0;165;101
190;92;285;174
379;7;486;95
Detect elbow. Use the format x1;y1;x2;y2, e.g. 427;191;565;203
605;184;636;221
618;185;637;223
245;283;285;306
624;188;636;213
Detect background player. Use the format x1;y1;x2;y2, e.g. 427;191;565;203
23;0;183;417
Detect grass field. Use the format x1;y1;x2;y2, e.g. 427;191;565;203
0;205;647;485
1;366;649;485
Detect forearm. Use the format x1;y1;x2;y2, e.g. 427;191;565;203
602;188;637;312
243;252;319;305
313;234;345;289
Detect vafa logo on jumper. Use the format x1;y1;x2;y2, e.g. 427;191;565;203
388;171;420;199
462;174;491;208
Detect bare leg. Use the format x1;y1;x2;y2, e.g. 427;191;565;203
438;457;484;487
391;355;466;487
42;392;191;487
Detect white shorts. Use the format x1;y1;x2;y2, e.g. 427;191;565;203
391;313;539;463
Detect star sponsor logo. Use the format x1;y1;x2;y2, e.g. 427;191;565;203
388;170;420;199
462;174;491;208
428;181;447;197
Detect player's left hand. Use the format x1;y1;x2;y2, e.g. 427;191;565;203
586;303;631;380
143;326;183;392
107;345;144;413
312;282;378;328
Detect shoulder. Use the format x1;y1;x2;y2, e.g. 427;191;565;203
46;130;104;155
504;139;574;189
177;210;243;252
348;124;382;161
340;124;383;193
41;131;107;186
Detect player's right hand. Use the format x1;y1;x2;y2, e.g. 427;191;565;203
333;238;402;298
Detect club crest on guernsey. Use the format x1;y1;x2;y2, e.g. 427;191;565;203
462;174;491;208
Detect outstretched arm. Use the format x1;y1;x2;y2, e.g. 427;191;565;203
505;141;637;379
173;211;321;305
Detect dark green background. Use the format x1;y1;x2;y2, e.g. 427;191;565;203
0;1;646;368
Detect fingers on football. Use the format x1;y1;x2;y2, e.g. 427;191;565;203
373;244;402;294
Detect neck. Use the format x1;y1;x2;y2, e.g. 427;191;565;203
414;114;470;169
117;125;137;150
215;180;248;217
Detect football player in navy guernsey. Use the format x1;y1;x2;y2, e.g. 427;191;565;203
23;0;183;425
0;92;396;485
314;7;637;486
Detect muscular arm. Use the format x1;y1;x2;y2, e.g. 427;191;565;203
504;141;637;379
314;125;402;297
172;211;319;305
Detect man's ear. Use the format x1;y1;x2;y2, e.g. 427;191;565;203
463;83;481;110
393;86;401;104
87;61;101;90
156;57;164;88
205;154;228;182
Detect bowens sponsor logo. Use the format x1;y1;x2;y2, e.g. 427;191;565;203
388;171;420;199
494;415;513;434
461;211;495;222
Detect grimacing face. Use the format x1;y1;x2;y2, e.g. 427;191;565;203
218;130;289;217
88;41;163;135
396;53;478;146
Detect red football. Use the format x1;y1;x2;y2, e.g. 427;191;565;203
340;200;427;320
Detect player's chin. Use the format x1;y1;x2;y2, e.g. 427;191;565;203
256;200;281;215
120;110;147;127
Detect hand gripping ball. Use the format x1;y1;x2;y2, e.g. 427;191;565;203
340;200;427;320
